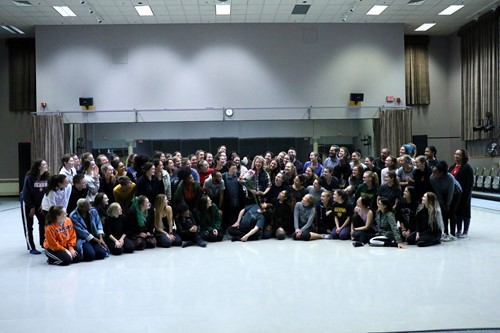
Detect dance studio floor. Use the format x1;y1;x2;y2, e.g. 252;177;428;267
0;197;499;333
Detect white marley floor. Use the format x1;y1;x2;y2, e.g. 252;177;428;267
1;198;500;333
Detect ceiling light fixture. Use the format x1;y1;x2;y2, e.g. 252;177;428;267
439;5;464;15
415;23;436;31
366;5;388;15
216;3;231;15
135;5;154;16
1;25;25;34
11;0;32;7
53;6;77;17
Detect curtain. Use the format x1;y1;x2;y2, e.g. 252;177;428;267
378;108;412;156
405;36;430;105
6;38;36;112
31;115;64;176
459;8;499;141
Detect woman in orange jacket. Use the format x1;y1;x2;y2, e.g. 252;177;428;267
44;206;80;265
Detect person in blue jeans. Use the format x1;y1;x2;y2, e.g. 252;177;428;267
70;198;109;261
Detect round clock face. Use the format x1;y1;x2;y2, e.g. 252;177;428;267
225;109;234;117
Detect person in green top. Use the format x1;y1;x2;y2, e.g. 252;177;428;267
369;197;405;249
196;195;223;242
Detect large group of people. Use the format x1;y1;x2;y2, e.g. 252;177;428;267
19;143;474;265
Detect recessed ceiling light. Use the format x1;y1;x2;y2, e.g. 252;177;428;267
438;5;464;16
11;0;32;6
135;5;154;16
216;4;231;15
1;25;25;34
415;23;436;31
366;5;388;16
53;6;77;17
407;0;426;5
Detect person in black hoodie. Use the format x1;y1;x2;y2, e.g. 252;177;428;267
21;159;50;254
175;203;207;248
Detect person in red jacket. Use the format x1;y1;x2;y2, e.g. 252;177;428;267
44;206;80;265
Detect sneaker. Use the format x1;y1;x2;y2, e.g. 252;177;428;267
352;241;364;247
458;232;468;238
441;234;451;242
448;235;457;241
322;234;332;239
198;241;207;248
30;249;41;255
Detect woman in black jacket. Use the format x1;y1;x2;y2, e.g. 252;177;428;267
449;149;474;238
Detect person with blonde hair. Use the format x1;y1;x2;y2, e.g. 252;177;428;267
407;192;443;247
293;194;323;241
153;194;181;247
104;202;135;255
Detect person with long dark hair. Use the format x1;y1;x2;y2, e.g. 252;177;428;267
396;186;419;241
351;196;377;246
369;197;405;249
21;159;50;254
196;195;223;242
412;155;432;203
44;206;80;265
449;149;474;238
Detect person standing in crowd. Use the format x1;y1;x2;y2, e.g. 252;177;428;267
44;206;80;265
59;154;76;185
41;174;72;231
288;147;304;174
82;159;100;203
449;149;474;238
323;145;340;169
221;161;245;233
203;170;225;210
425;146;439;168
320;166;339;192
67;174;88;214
380;155;398;186
303;151;324;177
71;198;108;261
354;170;379;211
412;155;432;203
374;148;390;170
377;170;402;211
173;166;203;213
99;163;116;204
430;160;460;241
21;159;50;254
364;156;382;181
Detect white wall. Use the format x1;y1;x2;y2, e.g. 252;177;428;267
36;24;405;112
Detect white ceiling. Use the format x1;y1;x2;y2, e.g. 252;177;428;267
0;0;498;38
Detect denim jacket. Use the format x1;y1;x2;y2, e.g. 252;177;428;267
70;207;104;242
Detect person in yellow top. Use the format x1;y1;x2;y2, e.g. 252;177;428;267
44;206;80;265
113;176;137;212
